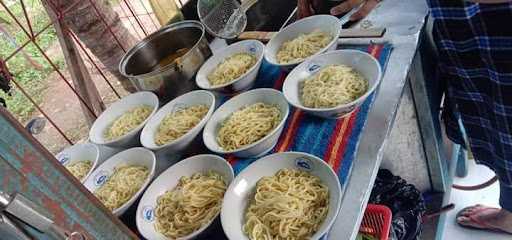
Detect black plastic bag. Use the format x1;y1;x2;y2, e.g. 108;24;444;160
369;169;426;240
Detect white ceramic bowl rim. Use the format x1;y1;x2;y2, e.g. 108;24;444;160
221;151;342;239
198;40;265;89
265;14;342;67
90;91;159;145
84;147;156;215
56;143;100;182
141;90;216;150
136;154;234;240
208;88;290;154
286;49;382;112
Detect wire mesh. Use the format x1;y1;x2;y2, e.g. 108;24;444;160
0;0;164;153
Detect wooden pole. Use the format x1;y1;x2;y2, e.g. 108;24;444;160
42;3;105;126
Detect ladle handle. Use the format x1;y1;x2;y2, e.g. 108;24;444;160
339;3;362;26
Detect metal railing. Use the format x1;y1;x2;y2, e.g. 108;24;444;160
0;0;183;153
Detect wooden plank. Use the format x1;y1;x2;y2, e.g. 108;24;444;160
0;107;136;239
42;2;105;126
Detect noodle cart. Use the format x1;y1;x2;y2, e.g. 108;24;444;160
0;0;440;239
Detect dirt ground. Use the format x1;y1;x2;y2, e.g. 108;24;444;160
30;0;161;154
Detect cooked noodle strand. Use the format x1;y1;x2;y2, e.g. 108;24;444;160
243;169;329;240
94;165;149;211
154;105;209;146
65;160;92;181
208;53;256;86
217;103;281;151
301;65;368;108
277;31;332;64
154;171;226;238
105;105;153;140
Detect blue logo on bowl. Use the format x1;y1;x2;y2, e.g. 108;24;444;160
142;206;155;222
295;157;314;171
247;43;258;53
94;170;109;186
57;154;70;165
307;63;321;73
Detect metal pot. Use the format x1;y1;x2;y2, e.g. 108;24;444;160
119;20;212;103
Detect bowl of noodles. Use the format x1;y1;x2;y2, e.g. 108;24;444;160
136;154;234;240
140;90;216;154
221;151;342;240
84;147;156;216
203;88;289;158
56;143;100;183
264;15;341;69
196;40;265;95
89;91;159;148
283;49;382;119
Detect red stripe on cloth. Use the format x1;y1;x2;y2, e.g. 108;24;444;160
368;44;384;59
332;109;359;171
324;45;383;168
324;115;348;164
275;110;304;152
367;44;375;55
325;115;350;167
273;71;287;90
227;154;237;166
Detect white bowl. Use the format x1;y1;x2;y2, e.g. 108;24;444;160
203;88;289;158
140;90;216;155
56;143;100;183
264;15;341;70
283;50;383;119
196;40;265;95
84;147;156;216
221;152;342;240
89;91;159;148
136;154;234;240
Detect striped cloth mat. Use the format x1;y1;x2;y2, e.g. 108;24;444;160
225;44;393;185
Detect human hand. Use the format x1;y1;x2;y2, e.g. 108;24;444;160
330;0;380;21
297;0;323;19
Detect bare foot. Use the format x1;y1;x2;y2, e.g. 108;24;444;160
457;204;512;234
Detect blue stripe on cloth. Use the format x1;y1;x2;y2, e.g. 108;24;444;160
440;37;512;52
227;44;393;187
337;92;375;184
289;116;337;158
429;4;480;19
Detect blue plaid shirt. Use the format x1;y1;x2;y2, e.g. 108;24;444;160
427;0;512;201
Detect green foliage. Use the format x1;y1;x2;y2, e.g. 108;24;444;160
0;0;63;122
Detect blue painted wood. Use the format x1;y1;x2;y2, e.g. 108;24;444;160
0;107;136;239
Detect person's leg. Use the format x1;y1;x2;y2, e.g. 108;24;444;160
427;0;512;233
457;181;512;233
500;183;512;214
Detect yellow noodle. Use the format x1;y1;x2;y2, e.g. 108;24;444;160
65;160;92;181
154;171;226;239
217;103;281;151
94;165;149;211
243;169;329;240
154;105;209;146
301;65;368;108
277;30;332;64
104;105;153;141
208;53;257;86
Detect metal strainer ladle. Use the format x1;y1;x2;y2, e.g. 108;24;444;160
198;0;258;39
